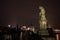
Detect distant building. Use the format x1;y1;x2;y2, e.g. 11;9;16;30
39;6;55;40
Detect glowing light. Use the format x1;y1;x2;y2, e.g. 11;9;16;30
53;29;60;33
21;26;31;31
56;34;59;40
8;25;11;27
54;29;60;32
27;27;30;30
21;26;27;30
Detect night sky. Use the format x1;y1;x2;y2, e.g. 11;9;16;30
0;0;60;29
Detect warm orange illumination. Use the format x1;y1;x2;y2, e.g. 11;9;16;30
54;29;60;32
56;34;59;40
53;29;60;40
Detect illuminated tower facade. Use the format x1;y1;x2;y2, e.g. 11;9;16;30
39;6;47;29
39;6;49;35
39;6;55;40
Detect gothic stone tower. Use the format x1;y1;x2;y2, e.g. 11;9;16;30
39;6;49;35
39;6;47;29
39;6;55;40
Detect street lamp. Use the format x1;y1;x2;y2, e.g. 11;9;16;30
8;25;11;27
